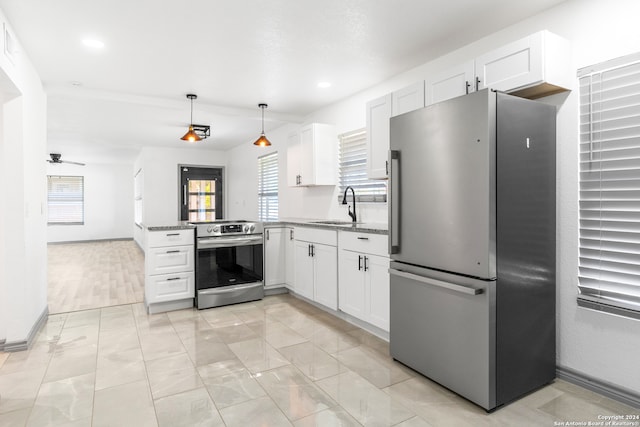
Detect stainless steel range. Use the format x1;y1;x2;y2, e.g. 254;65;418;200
192;220;264;309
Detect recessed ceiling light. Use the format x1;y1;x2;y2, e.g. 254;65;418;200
82;38;104;49
317;82;332;88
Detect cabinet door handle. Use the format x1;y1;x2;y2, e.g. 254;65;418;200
308;244;312;257
166;277;181;281
364;256;369;272
166;250;180;254
311;244;315;257
465;81;470;94
266;229;270;240
290;229;294;240
166;233;180;236
183;185;187;206
357;237;369;240
358;255;362;271
385;160;389;176
475;76;481;91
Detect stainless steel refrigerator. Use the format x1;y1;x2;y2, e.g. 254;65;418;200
388;89;556;411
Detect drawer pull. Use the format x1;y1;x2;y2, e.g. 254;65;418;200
166;277;181;281
166;233;180;236
166;250;180;254
357;237;369;240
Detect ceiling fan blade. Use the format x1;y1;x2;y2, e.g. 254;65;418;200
61;160;86;166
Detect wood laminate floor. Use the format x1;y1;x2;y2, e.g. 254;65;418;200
47;240;144;314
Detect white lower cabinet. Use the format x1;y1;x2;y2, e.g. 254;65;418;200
145;228;195;313
264;227;286;289
294;227;338;310
338;231;390;331
285;227;295;290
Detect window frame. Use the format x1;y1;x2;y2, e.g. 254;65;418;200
338;129;387;203
258;151;279;221
47;175;85;225
577;51;640;320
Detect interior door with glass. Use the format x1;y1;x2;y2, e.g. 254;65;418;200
180;166;223;221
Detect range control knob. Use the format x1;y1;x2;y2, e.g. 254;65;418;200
249;224;255;232
206;226;213;233
243;225;250;233
212;225;219;233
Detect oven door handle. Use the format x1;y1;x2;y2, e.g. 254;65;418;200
197;235;263;249
198;282;262;295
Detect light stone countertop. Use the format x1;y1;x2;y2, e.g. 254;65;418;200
146;222;195;231
264;218;388;235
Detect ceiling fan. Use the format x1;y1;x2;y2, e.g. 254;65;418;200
46;153;85;166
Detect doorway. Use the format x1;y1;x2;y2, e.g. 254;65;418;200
180;166;224;221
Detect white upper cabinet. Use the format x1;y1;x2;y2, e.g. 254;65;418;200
426;30;571;106
367;83;425;180
366;94;392;180
391;81;425;117
476;30;571;98
287;131;301;187
425;61;475;105
287;123;337;187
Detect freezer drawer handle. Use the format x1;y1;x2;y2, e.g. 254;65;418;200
389;269;483;296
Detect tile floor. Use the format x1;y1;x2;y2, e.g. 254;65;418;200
0;294;637;426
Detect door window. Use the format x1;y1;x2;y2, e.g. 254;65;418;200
180;166;223;221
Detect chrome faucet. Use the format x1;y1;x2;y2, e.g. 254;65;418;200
341;186;357;222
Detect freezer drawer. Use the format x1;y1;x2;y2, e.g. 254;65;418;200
389;264;496;410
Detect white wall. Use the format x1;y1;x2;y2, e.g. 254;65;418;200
0;7;48;347
226;0;640;395
135;146;228;228
46;162;134;243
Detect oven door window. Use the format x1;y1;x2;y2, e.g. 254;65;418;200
197;244;263;289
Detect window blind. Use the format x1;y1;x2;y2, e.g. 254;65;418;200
47;175;84;225
258;152;278;221
339;129;387;202
578;52;640;319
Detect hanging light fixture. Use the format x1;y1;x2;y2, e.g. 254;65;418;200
253;103;272;147
181;94;202;142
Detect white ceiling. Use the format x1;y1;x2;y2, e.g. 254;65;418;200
0;0;568;163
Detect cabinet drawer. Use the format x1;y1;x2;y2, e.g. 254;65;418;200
147;229;194;248
146;272;194;303
146;245;194;275
295;227;337;246
338;231;388;257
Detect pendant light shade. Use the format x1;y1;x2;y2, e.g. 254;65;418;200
253;103;272;147
181;94;202;142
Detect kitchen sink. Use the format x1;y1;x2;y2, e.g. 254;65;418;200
310;220;360;225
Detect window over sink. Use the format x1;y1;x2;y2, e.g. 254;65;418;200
339;129;387;203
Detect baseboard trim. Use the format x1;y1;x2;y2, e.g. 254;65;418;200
556;366;640;409
3;306;49;352
48;237;134;245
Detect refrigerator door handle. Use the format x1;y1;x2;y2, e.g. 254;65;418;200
387;150;400;254
389;268;483;296
388;150;400;254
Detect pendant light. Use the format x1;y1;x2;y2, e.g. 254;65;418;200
181;94;202;142
253;103;272;147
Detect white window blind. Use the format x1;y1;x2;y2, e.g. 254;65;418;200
47;175;84;225
258;152;278;221
339;129;386;202
578;52;640;319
